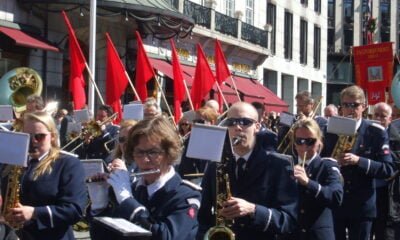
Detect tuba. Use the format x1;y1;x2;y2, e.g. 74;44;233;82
0;67;43;113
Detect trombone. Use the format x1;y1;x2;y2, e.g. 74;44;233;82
62;112;118;151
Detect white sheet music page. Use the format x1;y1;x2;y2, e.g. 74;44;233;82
0;131;29;167
98;217;152;236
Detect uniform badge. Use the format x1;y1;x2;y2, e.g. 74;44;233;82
187;207;196;219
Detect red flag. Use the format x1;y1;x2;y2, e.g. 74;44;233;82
190;44;216;110
61;11;86;110
170;39;186;122
134;31;155;102
105;33;129;123
214;39;231;112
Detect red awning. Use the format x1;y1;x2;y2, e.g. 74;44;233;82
226;76;288;113
0;27;58;52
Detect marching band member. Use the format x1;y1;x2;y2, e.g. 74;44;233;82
92;117;201;240
197;102;298;240
143;97;162;120
8;111;87;240
323;104;338;119
323;85;394;240
252;101;278;151
76;105;119;161
291;119;343;240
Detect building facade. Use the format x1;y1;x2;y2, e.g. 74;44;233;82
327;0;399;106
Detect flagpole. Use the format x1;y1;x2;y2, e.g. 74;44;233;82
215;84;229;110
229;76;242;101
88;0;97;114
124;71;141;101
154;75;176;125
85;63;105;105
182;80;194;110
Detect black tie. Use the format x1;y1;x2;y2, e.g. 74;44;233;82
236;158;246;181
137;185;149;206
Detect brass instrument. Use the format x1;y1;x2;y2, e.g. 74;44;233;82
62;112;118;151
331;134;357;164
2;166;24;229
204;136;236;240
277;96;323;154
0;67;43;113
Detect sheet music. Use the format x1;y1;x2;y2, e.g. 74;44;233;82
95;217;152;236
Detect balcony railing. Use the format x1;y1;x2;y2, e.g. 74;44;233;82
241;22;268;48
183;0;211;29
215;12;238;38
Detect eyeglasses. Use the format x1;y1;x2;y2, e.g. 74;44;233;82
118;136;126;143
294;137;317;146
133;149;164;160
224;118;256;127
342;102;362;109
180;123;190;127
193;119;206;124
30;133;49;142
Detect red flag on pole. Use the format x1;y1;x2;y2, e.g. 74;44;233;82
105;33;129;123
62;11;87;110
214;39;231;112
190;44;216;110
134;31;155;102
170;39;186;122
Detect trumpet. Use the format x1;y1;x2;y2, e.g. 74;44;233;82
86;169;161;183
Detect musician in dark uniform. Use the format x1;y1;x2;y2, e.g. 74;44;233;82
7;111;87;240
197;102;298;240
252;101;278;151
76;104;119;161
291;118;343;240
323;85;394;240
93;117;201;240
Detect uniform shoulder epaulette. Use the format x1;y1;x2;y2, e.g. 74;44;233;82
181;179;202;191
370;122;385;131
321;157;338;162
59;150;78;158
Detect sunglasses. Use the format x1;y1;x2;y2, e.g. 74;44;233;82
193;119;206;124
342;102;362;109
118;136;126;143
30;133;49;142
224;118;256;127
180;123;190;127
294;137;317;146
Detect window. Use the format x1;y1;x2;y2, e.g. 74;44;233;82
313;25;321;69
380;0;391;42
314;0;321;13
267;3;276;54
264;69;278;94
300;19;308;64
224;0;235;17
301;0;308;7
284;11;293;60
245;0;254;25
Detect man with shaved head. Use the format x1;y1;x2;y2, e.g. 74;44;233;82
197;102;298;240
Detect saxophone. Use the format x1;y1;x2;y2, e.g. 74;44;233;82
2;165;24;229
204;136;239;240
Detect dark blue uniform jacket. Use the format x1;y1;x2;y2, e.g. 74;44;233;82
323;119;394;218
295;156;343;240
114;173;201;240
21;153;87;240
197;143;298;240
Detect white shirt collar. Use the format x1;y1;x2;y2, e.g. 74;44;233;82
137;166;175;199
356;118;362;131
234;149;253;162
297;152;318;166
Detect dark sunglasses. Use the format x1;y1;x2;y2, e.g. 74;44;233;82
180;123;190;127
30;133;49;142
193;119;206;124
224;118;256;127
294;137;317;146
342;102;362;109
118;136;126;143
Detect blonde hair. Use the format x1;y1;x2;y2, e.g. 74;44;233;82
340;85;366;104
24;111;60;180
292;118;323;149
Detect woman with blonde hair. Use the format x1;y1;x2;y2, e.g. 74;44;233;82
7;111;87;240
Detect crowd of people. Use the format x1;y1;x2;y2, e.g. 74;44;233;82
0;85;399;240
